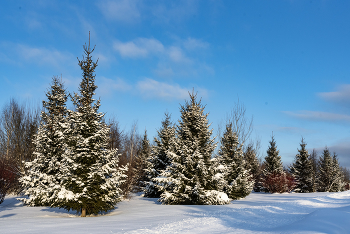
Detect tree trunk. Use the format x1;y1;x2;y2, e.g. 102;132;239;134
81;208;86;217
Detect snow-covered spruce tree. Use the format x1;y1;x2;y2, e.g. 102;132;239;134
317;148;333;192
329;153;345;192
144;113;175;198
309;149;318;192
263;135;284;176
20;76;68;207
262;135;287;193
216;123;253;200
157;92;229;205
289;138;313;193
133;130;151;192
244;143;261;192
60;42;127;217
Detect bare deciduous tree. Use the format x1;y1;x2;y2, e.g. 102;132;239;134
0;98;40;193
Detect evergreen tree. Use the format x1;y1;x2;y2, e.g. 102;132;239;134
263;135;284;176
309;149;318;192
262;135;285;193
60;41;127;216
317;148;334;192
133;130;151;191
144;113;175;198
244;143;260;192
20;76;68;206
157;92;229;205
329;153;345;192
290;138;313;193
217;123;253;200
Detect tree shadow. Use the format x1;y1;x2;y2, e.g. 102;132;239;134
0;213;16;218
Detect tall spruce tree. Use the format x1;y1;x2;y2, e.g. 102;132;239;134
290;139;313;193
20;76;68;206
217;123;253;200
157;92;229;205
60;40;127;216
144;113;175;198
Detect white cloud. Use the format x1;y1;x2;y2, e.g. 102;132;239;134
284;110;350;123
136;78;207;100
168;46;192;64
113;38;164;58
318;84;350;107
98;0;141;23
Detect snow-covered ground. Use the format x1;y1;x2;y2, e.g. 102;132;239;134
1;191;349;234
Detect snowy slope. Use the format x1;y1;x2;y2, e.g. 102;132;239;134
1;191;349;234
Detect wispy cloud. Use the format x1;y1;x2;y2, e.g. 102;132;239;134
167;46;192;64
284;110;350;123
150;0;198;24
113;37;211;78
276;126;313;134
183;38;209;50
318;84;350;107
113;38;164;58
136;78;207;100
97;0;141;23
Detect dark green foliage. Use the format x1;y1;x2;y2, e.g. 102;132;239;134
144;113;175;198
60;41;126;216
262;135;285;193
263;135;284;176
317;148;344;192
244;143;261;192
157;92;228;205
20;77;68;206
290;139;314;193
134;130;151;191
217;123;253;200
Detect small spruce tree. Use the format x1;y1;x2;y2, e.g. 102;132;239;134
133;130;151;192
244;143;261;192
262;135;286;193
144;113;175;198
263;135;284;176
217;123;253;200
329;153;345;192
290;138;313;193
309;149;318;192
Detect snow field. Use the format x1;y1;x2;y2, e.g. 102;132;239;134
1;191;350;233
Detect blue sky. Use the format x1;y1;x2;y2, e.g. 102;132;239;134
1;0;350;168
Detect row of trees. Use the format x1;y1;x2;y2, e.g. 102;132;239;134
259;137;346;193
1;40;349;214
